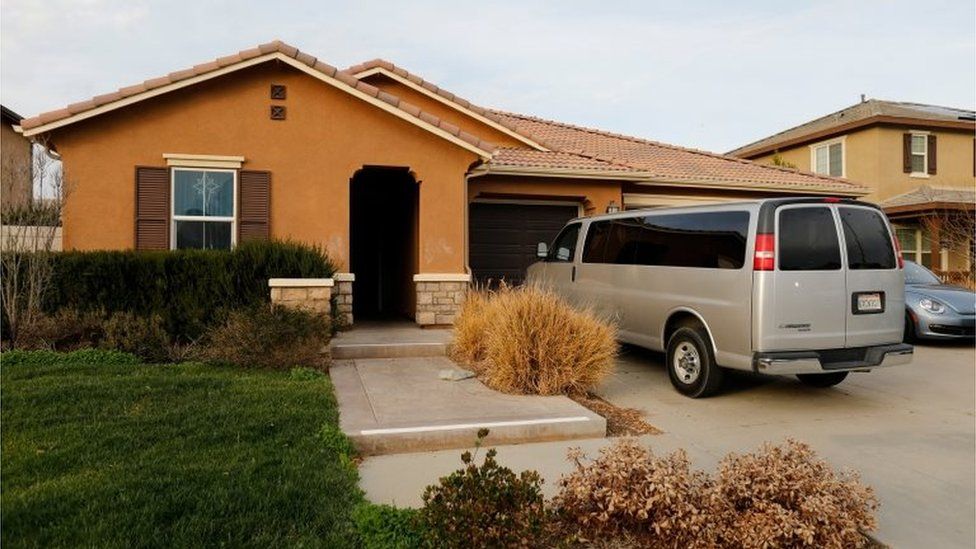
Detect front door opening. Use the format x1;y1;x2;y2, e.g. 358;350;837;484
350;166;418;320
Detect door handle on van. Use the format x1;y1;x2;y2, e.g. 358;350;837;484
571;265;576;282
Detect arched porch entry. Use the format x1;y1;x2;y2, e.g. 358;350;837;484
349;166;419;320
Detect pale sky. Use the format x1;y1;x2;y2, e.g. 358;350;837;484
2;0;974;152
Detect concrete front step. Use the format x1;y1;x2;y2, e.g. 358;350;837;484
331;357;607;455
331;342;449;359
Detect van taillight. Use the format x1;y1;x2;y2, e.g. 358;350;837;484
754;233;775;271
892;233;905;268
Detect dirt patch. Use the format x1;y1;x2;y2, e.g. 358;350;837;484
569;392;661;436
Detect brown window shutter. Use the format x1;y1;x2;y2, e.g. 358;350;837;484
135;167;170;250
927;134;937;175
902;133;912;173
239;170;270;242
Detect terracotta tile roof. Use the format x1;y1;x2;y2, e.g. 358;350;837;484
20;41;497;155
729;99;976;158
490;148;635;172
487;110;864;192
880;185;976;210
344;59;551;150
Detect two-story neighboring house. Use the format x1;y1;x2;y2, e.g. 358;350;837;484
730;99;975;281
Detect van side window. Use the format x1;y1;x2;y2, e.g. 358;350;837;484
778;207;841;271
839;207;896;270
548;223;580;262
583;211;749;269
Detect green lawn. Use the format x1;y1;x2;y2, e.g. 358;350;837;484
1;350;364;548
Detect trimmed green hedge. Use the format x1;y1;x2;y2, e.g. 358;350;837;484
39;240;336;340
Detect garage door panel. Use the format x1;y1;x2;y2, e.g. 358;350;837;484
470;203;578;285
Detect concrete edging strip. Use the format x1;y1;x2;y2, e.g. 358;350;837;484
359;416;592;436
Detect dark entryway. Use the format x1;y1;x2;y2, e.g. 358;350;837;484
350;167;418;319
469;202;579;285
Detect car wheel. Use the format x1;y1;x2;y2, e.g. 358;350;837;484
903;311;917;343
796;372;848;388
666;326;724;398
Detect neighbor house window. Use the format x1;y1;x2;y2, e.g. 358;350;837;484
896;226;938;269
910;133;927;175
810;137;844;177
172;168;236;250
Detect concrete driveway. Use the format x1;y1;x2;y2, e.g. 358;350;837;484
359;341;974;547
600;341;975;549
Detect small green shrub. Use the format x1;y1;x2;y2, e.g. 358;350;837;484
352;503;424;549
100;311;170;363
289;366;326;380
196;305;330;369
421;430;547;548
1;349;141;368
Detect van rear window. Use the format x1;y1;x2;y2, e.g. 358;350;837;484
582;211;749;269
778;207;841;271
839;207;896;270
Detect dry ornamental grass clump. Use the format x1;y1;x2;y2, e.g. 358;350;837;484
451;284;617;395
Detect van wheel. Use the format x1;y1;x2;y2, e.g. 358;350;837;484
666;327;724;398
796;372;848;388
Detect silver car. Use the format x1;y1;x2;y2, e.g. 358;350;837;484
528;197;913;398
903;260;976;341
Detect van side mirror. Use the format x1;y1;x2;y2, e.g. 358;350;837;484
536;242;549;258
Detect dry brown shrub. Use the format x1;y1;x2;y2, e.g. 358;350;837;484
713;439;878;548
553;438;719;548
197;305;330;369
18;308;105;351
451;284;617;395
552;438;879;548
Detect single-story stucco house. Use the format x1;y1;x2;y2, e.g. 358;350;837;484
16;40;866;325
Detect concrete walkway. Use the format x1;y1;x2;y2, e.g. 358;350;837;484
358;342;976;548
330;323;605;455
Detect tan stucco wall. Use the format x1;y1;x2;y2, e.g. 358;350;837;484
751;126;976;203
46;62;480;273
1;123;32;208
361;74;527;148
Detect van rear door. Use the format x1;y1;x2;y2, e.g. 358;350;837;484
762;205;847;350
837;205;903;346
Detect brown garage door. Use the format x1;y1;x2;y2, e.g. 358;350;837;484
469;202;579;285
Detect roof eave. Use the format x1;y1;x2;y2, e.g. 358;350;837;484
473;164;868;196
731;115;976;159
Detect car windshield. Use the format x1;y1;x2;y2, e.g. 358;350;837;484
904;261;941;285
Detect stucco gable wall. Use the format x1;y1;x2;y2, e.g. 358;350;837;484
48;61;480;272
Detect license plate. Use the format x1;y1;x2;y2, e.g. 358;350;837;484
855;292;883;313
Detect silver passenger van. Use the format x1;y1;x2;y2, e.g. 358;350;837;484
526;197;913;398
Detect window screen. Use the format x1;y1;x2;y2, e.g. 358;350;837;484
778;207;841;271
839;207;896;270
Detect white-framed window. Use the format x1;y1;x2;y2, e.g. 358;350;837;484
909;132;928;176
895;225;951;270
171;167;236;250
809;137;845;177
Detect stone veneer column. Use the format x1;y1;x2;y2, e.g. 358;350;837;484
413;273;471;326
333;273;355;327
268;278;334;314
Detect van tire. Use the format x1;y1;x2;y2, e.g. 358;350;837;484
903;312;917;343
796;372;848;388
666;327;724;398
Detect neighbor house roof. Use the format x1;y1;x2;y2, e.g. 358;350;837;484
730;99;976;158
19;40;866;195
18;41;497;157
881;185;976;215
1;105;23;125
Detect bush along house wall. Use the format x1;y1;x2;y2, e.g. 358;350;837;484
37;240;336;340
